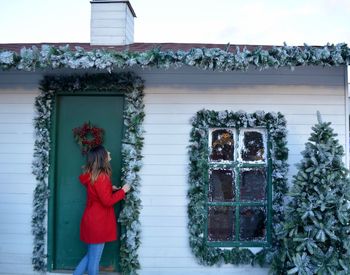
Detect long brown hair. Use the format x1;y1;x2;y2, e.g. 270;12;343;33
84;145;112;184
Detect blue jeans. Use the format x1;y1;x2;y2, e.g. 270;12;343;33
73;243;105;275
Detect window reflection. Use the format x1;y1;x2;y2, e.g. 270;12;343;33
241;131;265;162
208;206;235;241
209;169;235;202
210;129;234;161
239;207;266;241
240;169;266;201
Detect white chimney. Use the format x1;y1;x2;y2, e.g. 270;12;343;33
90;0;136;46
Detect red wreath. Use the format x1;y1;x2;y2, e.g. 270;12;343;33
73;122;104;155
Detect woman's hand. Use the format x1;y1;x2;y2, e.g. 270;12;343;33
122;184;131;193
112;185;120;192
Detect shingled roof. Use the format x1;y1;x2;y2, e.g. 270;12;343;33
0;42;275;53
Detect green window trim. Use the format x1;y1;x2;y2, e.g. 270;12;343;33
205;128;272;248
188;110;288;266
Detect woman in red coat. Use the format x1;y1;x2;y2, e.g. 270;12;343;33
73;145;130;275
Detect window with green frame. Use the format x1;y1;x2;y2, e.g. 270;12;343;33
206;127;272;247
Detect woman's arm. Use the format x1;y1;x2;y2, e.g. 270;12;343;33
95;174;126;207
79;173;90;187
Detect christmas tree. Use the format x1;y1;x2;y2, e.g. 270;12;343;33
271;113;350;274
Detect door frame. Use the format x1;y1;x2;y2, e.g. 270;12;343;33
47;90;126;271
31;73;144;274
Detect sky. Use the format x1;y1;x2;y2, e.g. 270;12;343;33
0;0;349;46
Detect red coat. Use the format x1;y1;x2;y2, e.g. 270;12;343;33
79;172;125;244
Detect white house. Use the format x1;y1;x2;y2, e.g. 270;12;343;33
0;1;349;274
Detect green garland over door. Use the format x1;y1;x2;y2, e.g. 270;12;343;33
32;72;144;274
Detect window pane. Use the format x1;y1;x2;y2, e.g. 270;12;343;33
209;169;235;202
208;206;235;241
241;131;265;162
239;207;266;241
210;129;234;161
240;169;266;201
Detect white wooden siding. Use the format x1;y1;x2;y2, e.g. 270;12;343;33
0;71;38;274
125;4;134;44
0;65;346;275
90;2;134;45
135;65;347;275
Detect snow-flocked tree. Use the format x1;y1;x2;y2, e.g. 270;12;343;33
271;113;350;274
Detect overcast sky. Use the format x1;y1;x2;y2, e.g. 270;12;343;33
0;0;349;46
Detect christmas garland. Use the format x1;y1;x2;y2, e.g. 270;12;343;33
0;43;349;72
188;110;288;266
32;72;145;274
73;121;104;155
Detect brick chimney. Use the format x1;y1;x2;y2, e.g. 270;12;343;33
90;0;136;46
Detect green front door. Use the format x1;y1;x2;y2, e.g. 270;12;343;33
51;94;124;272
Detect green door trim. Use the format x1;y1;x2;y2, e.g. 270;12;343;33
47;97;58;271
31;72;145;274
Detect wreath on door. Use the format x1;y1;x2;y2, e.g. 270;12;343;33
73;121;104;155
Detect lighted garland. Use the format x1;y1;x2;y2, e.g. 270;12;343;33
188;110;288;266
0;43;349;73
32;72;144;274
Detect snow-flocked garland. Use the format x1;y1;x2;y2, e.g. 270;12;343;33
188;110;288;266
0;43;349;72
32;72;144;274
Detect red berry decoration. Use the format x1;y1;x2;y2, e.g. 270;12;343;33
73;122;104;155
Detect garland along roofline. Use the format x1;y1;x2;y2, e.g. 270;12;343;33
188;110;288;266
32;72;144;274
0;43;349;72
